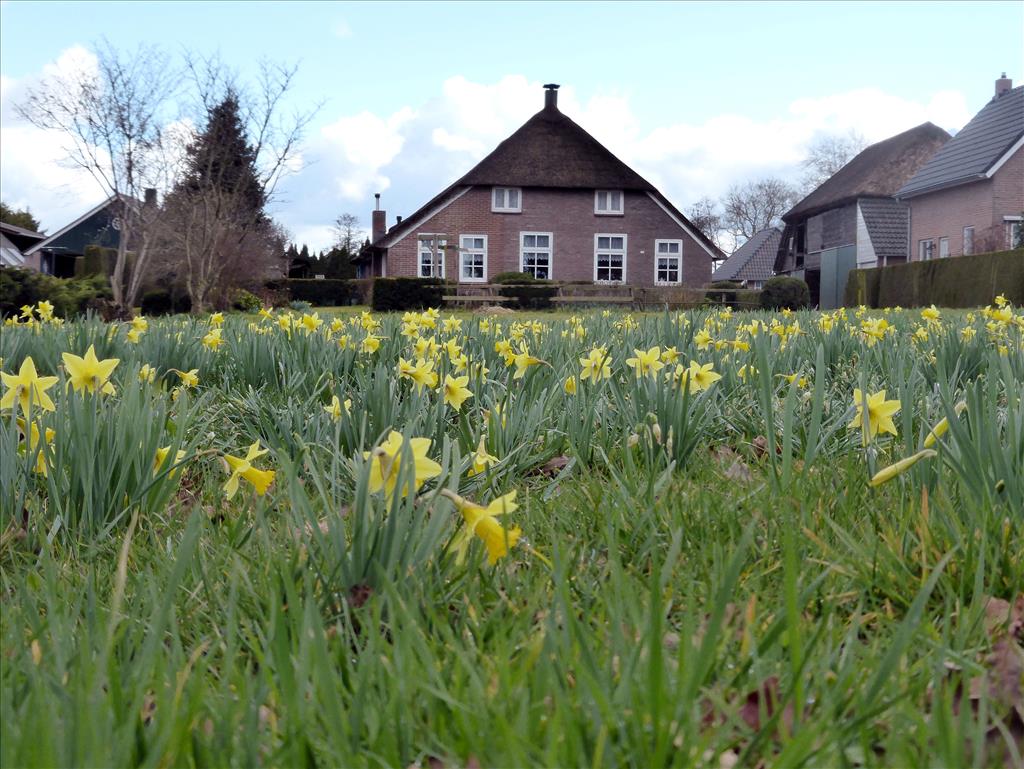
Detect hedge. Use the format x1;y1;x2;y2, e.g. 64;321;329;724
844;249;1024;308
760;276;810;310
0;268;112;318
266;278;353;307
371;277;447;312
140;289;192;316
497;282;558;309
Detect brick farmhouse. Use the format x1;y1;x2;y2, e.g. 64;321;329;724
897;75;1023;259
355;85;723;286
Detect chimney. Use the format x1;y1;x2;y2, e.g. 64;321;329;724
396;216;403;225
543;83;560;111
144;188;157;207
995;72;1013;97
371;193;386;242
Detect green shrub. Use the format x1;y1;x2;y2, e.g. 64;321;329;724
0;268;112;318
497;282;558;310
371;277;447;312
760;276;810;310
706;280;743;307
230;288;262;313
844;249;1024;308
272;278;353;307
736;289;762;308
82;245;118;276
140;289;192;316
491;271;536;284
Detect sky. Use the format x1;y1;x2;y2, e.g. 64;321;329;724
1;0;1021;251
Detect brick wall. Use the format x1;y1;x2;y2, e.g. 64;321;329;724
384;187;713;287
907;146;1023;257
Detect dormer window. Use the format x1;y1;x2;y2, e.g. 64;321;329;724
492;187;521;213
595;190;623;215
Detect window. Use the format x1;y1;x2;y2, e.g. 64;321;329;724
594;190;624;215
418;235;447;278
459;235;487;282
654;239;682;285
1006;216;1023;249
594;234;626;282
918;239;935;261
492;187;521;213
963;226;974;256
938;237;950;259
520;232;552;279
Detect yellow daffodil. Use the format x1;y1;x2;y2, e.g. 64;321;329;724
202;328;224;350
849;389;900;445
16;418;55;475
209;312;224;326
1;357;58;413
579;347;611;382
921;305;941;323
737;364;757;380
467;435;499;477
324;394;351;422
694;329;713;350
363;431;442;501
154;446;187;478
126;327;143;344
626;346;664;378
131;316;148;333
258;307;274;321
223;442;276;499
676;360;721;394
923;401;967;448
442;374;473;411
62;345;119;395
361;335;381;354
301;313;322;334
512;349;543;379
36;300;54;321
564;375;577;395
176;369;199;388
138;364;157;384
869;449;937;486
444;489;521;565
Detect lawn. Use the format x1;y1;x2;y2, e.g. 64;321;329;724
1;302;1022;768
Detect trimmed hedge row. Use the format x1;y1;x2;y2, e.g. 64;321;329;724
0;268;112;318
371;277;447;312
844;249;1024;308
265;278;354;307
497;283;558;309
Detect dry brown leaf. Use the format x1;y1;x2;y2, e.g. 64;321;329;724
724;460;754;483
737;676;794;732
984;595;1024;643
535;455;570;477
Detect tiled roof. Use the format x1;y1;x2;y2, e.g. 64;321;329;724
897;85;1024;198
712;228;781;282
859;198;908;263
785;123;950;221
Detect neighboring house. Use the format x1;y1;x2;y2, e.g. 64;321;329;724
22;194;128;277
0;221;46;269
711;228;781;289
897;75;1023;259
355;84;723;286
775;122;950;308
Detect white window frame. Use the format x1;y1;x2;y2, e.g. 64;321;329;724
417;234;447;278
519;232;553;279
962;226;974;256
594;190;624;216
594;233;627;283
1005;216;1023;249
491;187;522;213
458;234;487;283
918;239;935;261
654;239;683;285
938;237;950;259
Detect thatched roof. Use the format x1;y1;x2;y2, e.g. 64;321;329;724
898;85;1023;198
368;92;723;261
784;123;950;222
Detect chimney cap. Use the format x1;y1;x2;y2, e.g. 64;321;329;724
544;83;560;90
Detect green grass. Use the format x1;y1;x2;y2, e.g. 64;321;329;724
1;304;1022;768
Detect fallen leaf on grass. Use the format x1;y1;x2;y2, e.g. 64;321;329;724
534;455;570;477
724;460;754;483
985;595;1024;643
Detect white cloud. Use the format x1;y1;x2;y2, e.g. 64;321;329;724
3;53;976;251
332;19;352;39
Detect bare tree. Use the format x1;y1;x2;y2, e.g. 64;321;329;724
333;213;361;253
721;178;798;243
16;42;178;314
686;196;725;254
152;54;318;312
801;130;868;192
